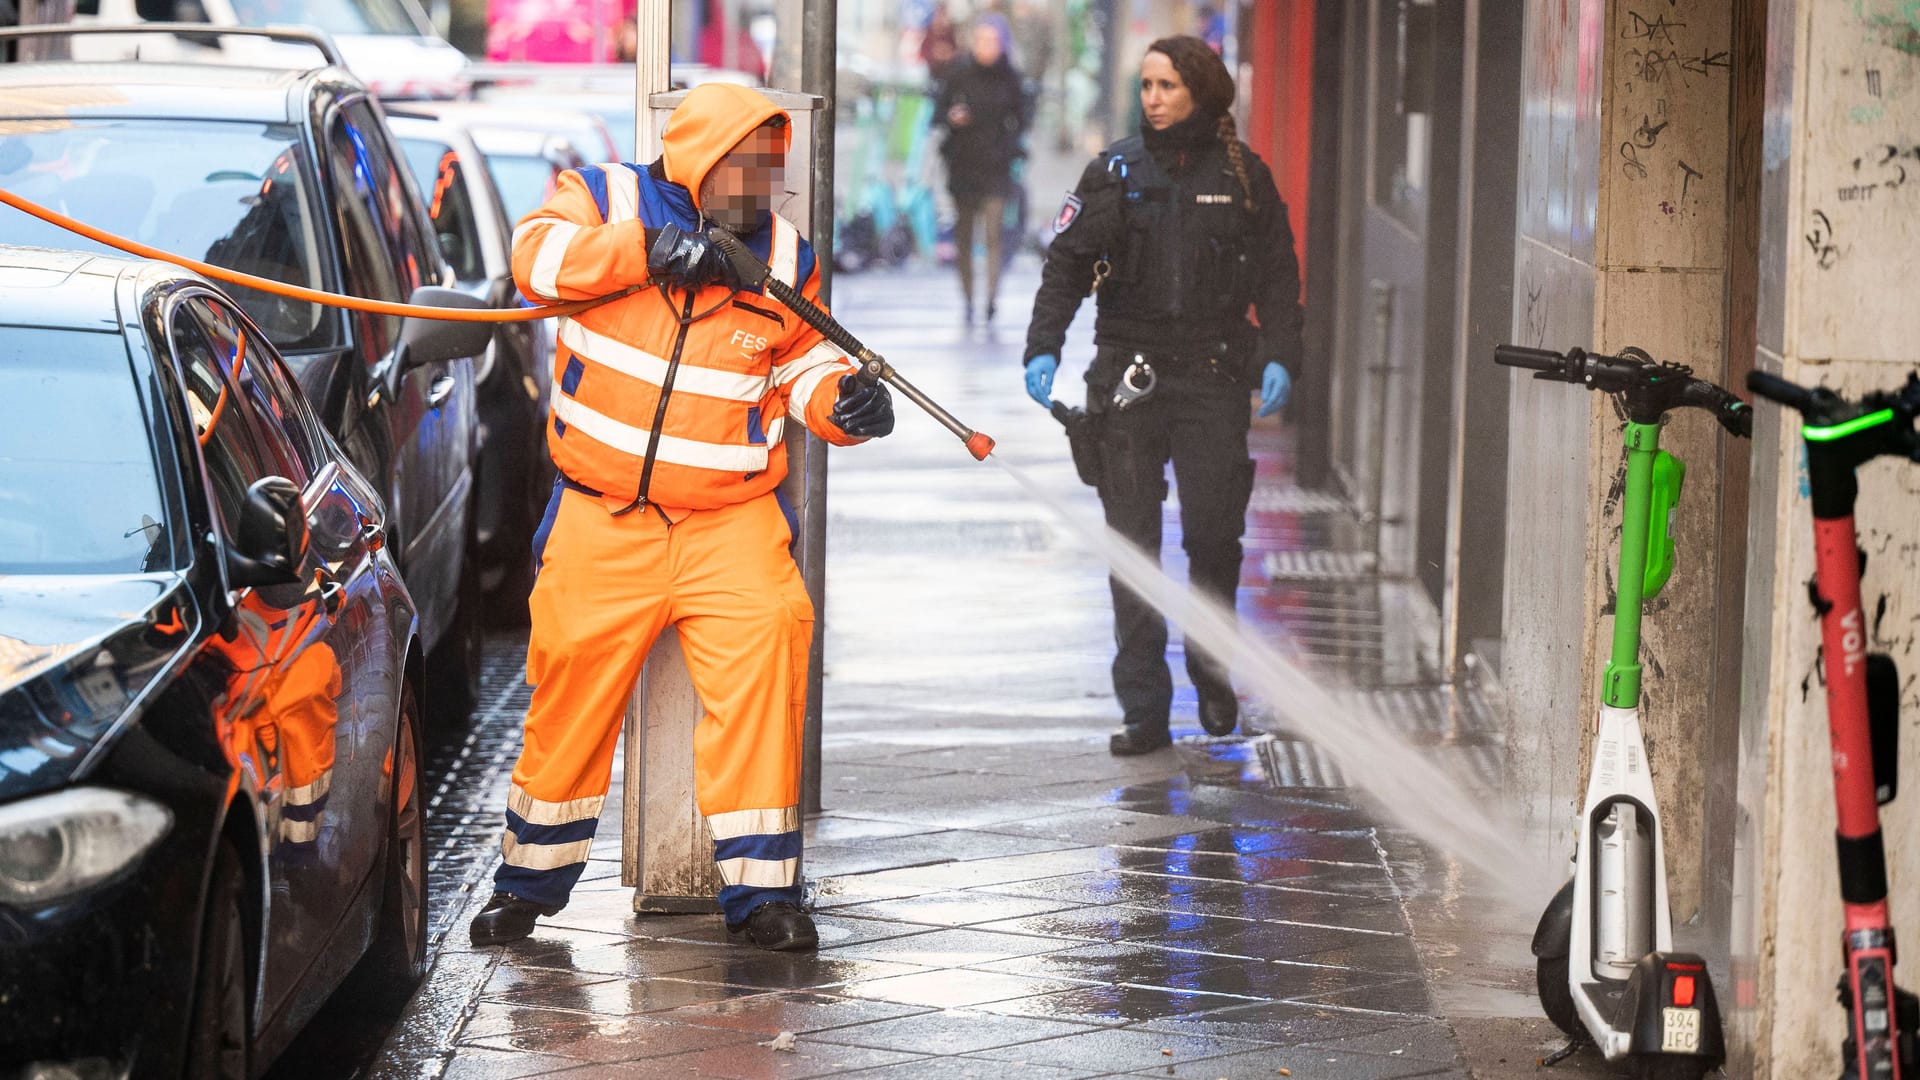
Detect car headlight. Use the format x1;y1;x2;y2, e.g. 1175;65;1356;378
0;789;172;908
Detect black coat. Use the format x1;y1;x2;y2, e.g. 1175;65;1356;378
933;58;1029;199
1024;119;1304;385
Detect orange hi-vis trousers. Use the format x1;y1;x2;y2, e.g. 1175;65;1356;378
495;483;812;922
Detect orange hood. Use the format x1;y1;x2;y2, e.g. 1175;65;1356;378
660;83;793;212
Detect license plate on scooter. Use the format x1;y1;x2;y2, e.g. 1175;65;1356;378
1661;1007;1702;1052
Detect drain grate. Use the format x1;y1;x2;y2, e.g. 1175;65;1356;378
1254;734;1349;788
1264;549;1378;583
1247;486;1354;515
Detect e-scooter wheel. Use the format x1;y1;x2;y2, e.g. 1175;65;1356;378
1536;951;1580;1036
1533;878;1580;1036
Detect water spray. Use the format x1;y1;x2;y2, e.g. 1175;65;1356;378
706;227;996;461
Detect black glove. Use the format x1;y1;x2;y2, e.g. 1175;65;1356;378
646;223;740;290
828;373;894;438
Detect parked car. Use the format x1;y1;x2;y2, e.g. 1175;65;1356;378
0;26;489;722
49;0;471;99
0;245;467;1076
387;99;614;222
388;109;551;608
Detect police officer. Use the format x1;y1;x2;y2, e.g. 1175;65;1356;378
1022;35;1302;756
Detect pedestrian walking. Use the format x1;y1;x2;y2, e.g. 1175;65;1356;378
933;12;1030;325
1021;35;1302;755
918;2;959;84
471;83;895;951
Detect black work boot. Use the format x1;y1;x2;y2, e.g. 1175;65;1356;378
1109;726;1173;756
469;892;561;946
728;901;819;952
1197;691;1239;737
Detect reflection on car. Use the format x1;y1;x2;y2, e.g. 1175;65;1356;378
0;246;426;1078
0;35;491;723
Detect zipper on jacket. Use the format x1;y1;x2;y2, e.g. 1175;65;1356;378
614;288;699;517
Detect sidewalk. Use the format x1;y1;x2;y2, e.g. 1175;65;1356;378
351;256;1596;1080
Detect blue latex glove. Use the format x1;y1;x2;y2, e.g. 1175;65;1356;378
1258;362;1292;417
1025;354;1058;408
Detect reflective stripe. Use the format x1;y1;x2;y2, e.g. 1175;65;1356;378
502;831;594;870
769;216;799;287
787;363;843;423
551;395;773;472
285;769;332;806
707;806;800;840
508;782;605;827
764;416;786;444
771;341;847;386
607;164;640;224
559;320;768;403
282;817;319;842
715;855;799;888
529;221;581;300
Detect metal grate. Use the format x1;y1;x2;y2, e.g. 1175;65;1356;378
1253;734;1349;788
1263;549;1378;583
1247;486;1354;515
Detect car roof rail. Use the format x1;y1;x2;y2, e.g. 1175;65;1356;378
0;23;347;69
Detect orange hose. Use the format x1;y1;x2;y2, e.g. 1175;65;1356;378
0;187;631;322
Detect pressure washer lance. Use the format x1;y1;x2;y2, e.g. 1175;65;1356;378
706;226;997;461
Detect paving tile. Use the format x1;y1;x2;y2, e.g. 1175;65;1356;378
978;808;1225;846
1302;1019;1462;1062
1126;999;1425;1046
969;941;1246;988
476;975;773;1016
815;796;1088;831
810;1008;1106;1056
805;815;948;844
1280;934;1428;976
1111;881;1409;934
439;1047;584;1079
830;849;1116;892
970;870;1181;906
806;829;1082;876
832;1054;1097;1078
964;1025;1272;1073
644;991;935;1036
623;1038;931;1078
973;982;1259;1026
1106;847;1381;889
459;1008;760;1062
1285;977;1435;1017
1113;1046;1458;1079
825;889;1088;928
837;967;1087;1009
824;926;1080;966
662;955;938;993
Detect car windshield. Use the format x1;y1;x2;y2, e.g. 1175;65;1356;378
229;0;421;35
0;119;335;352
0;327;174;575
483;153;560;223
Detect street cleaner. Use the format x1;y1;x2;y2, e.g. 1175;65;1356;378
471;83;895;952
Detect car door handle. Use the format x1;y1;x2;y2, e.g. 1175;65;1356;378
427;375;457;409
358;513;386;552
313;568;345;615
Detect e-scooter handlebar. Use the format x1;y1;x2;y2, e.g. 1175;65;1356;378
1495;343;1753;435
1747;369;1920;461
1492;344;1568;373
1744;370;1823;414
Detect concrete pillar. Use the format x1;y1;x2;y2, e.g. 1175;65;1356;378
1733;3;1920;1073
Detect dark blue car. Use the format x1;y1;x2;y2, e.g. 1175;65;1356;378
0;246;478;1076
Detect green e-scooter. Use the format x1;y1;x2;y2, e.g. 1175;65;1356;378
1496;344;1751;1077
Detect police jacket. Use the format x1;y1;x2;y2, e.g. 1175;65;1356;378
1024;114;1304;386
511;83;862;515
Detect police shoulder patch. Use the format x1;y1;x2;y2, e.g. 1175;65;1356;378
1053;193;1084;235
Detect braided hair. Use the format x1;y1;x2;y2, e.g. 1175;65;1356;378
1146;34;1254;212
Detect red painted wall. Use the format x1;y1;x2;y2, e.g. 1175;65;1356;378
1244;0;1315;284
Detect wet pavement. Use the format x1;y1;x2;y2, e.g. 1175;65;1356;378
274;255;1614;1078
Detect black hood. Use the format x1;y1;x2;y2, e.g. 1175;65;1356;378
0;573;192;800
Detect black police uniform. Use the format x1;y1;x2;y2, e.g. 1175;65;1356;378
1024;114;1303;745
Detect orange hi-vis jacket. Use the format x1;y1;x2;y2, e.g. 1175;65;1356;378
510;83;862;514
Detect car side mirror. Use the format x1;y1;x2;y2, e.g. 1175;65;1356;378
398;285;494;373
226;476;308;588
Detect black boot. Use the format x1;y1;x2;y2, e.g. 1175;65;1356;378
728;900;819;952
1197;691;1239;737
1109;726;1173;756
469;891;561;946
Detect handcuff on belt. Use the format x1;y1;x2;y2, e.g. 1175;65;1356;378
1109;345;1236;412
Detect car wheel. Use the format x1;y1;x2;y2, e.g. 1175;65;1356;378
355;681;428;998
186;844;249;1080
426;547;482;726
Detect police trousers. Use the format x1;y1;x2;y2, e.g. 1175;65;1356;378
494;486;812;923
1089;350;1256;732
